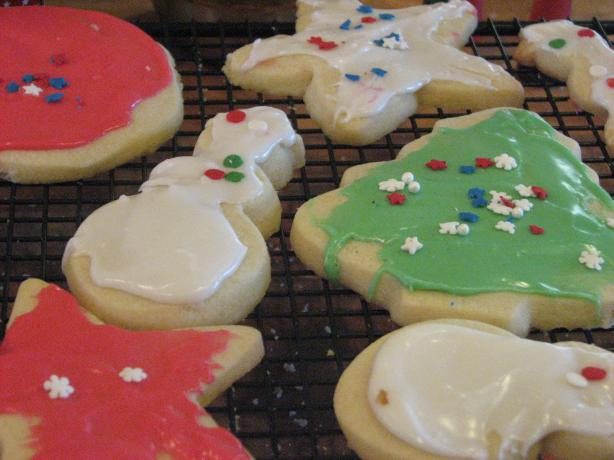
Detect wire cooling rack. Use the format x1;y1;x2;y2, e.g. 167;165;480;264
1;17;614;459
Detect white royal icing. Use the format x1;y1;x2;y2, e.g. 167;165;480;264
63;107;300;304
236;0;511;123
368;322;614;459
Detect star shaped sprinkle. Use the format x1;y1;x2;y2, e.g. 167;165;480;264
494;153;517;170
439;221;460;235
0;280;262;459
579;247;604;270
475;157;495;168
426;159;448;170
22;82;43;96
495;220;516;234
515;184;535;197
387;192;406;205
379;178;405;192
513;198;533;212
401;236;423;255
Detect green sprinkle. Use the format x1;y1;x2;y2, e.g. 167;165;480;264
224;171;245;183
223;154;244;168
548;38;566;49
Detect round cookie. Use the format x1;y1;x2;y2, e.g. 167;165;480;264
223;0;523;145
335;320;614;460
290;108;614;335
0;6;183;183
62;107;305;329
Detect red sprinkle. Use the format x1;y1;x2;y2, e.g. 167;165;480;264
500;196;515;208
204;168;225;180
581;366;607;381
475;157;495;168
531;186;548;200
50;53;66;65
577;29;596;38
308;36;323;45
308;35;337;50
33;73;50;88
387;192;406;205
425;159;447;170
226;110;246;123
361;16;377;23
607;77;614;89
530;224;544;235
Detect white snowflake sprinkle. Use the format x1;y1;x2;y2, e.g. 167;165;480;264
401;236;423;254
456;223;470;235
43;375;74;399
494;153;517;170
119;367;148;383
401;171;414;183
439;221;460;235
378;178;405;192
566;372;588;388
407;181;421;193
495;220;516;234
487;201;512;216
515;184;535;197
579;247;604;270
511;207;524;218
22;83;43;97
513;199;533;212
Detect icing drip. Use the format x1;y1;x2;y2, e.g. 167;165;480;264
368;322;614;459
63;107;299;304
0;284;249;459
236;0;509;122
0;6;172;151
318;109;614;319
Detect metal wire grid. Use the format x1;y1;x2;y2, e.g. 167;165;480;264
1;17;614;459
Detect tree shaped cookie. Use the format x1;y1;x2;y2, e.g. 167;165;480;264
62;107;305;329
0;279;263;459
335;320;614;460
223;0;523;145
515;20;614;150
291;108;614;335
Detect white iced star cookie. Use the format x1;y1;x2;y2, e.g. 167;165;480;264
515;20;614;150
224;0;523;145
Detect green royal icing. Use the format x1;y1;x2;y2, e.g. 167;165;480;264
548;38;567;49
224;171;245;183
317;109;614;320
223;154;244;168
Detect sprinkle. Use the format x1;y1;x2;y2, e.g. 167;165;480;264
530;224;544;235
608;218;614;229
459;165;475;174
5;81;19;93
407;181;421;193
579;247;604;270
33;73;50;88
515;184;535;197
459;212;479;223
472;197;488;208
379;13;395;20
226;110;246;123
439;221;460;235
500;196;515;208
494;153;517;170
345;73;360;82
225;171;245;183
607;77;614;89
513;199;533;211
373;32;409;50
204;168;225;180
308;36;337;50
50;53;67;65
356;5;373;14
43;375;75;399
376;389;389;405
378;178;404;192
45;93;64;103
361;16;377;24
22;83;43;96
475;157;495;168
353;24;363;30
223;154;243;168
581;366;607;381
22;74;34;83
589;65;608;78
457;223;470;236
548;38;566;49
339;19;351;30
119;367;148;383
387;192;406;205
495;220;515;234
468;187;485;199
248;119;268;133
401;236;422;255
401;171;414;183
577;28;596;38
49;77;69;89
511;207;524;218
531;186;548;200
371;67;387;77
566;372;588;388
425;159;447;170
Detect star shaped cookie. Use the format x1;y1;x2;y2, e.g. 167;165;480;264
0;279;263;459
224;0;523;145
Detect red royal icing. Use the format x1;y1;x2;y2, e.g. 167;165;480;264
361;16;377;23
581;366;607;381
204;168;226;180
529;224;544;235
387;192;406;205
425;159;447;170
475;157;495;168
577;29;596;38
607;78;614;89
531;185;548;200
226;109;246;123
0;7;172;151
0;284;249;460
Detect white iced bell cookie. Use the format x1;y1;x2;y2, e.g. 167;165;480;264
223;0;523;145
62;107;305;329
515;20;614;149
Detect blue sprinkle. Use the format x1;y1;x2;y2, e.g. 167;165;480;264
6;81;19;93
22;74;34;83
459;212;479;223
345;73;360;82
459;165;476;174
45;93;64;103
506;216;516;223
339;19;351;30
49;77;69;89
353;24;363;30
472;197;488;208
371;67;387;77
388;32;400;41
468;187;485;199
379;13;395;20
373;38;384;47
356;5;373;14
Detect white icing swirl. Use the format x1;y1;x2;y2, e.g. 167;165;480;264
235;0;512;122
368;322;614;459
63;107;300;304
